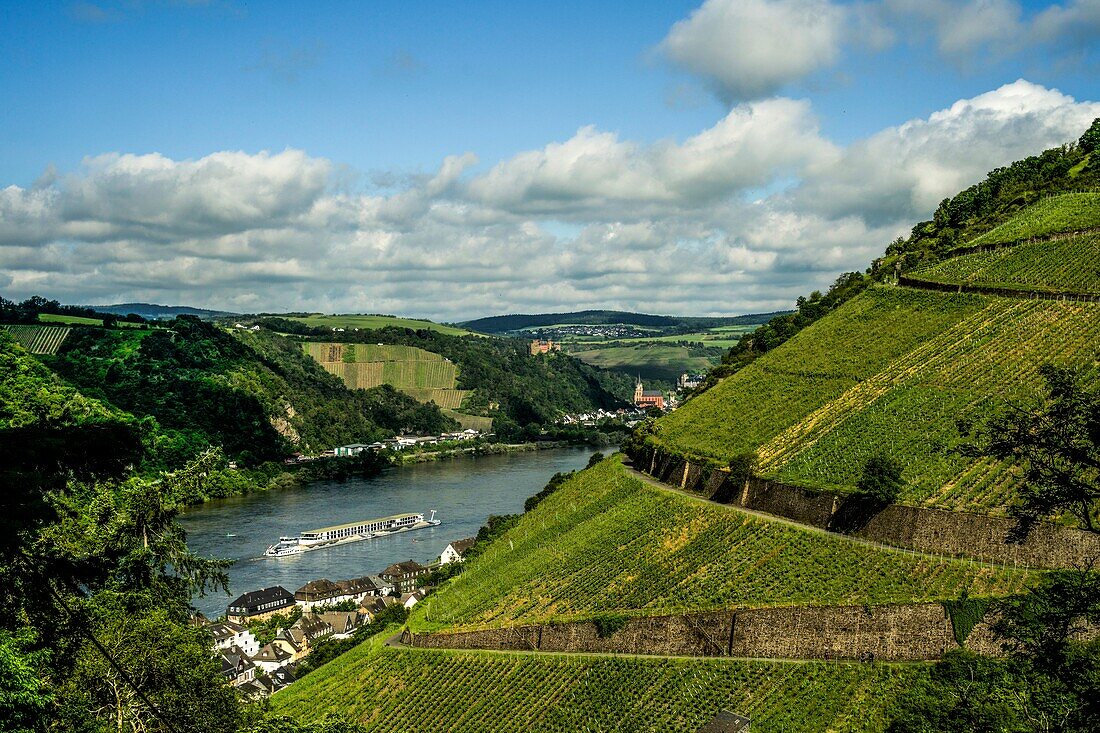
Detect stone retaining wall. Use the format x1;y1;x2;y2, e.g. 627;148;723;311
630;444;1100;569
898;275;1100;303
408;603;996;661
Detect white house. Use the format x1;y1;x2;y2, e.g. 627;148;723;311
334;443;371;457
440;537;477;565
209;620;259;657
401;589;428;610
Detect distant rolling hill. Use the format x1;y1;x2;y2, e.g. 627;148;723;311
90;302;238;319
460;309;787;334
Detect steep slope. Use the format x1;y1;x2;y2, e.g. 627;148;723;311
274;642;921;733
274;120;1100;733
43;318;455;466
958;192;1100;249
655;286;1100;512
413;457;1030;632
258;318;635;433
909;232;1100;295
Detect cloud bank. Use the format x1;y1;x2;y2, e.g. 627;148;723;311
660;0;1100;102
1;81;1096;319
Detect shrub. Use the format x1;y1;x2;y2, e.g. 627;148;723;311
856;454;904;506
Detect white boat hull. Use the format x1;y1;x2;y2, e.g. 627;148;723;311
265;518;441;558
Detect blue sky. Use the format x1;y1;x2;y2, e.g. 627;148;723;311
1;1;1098;318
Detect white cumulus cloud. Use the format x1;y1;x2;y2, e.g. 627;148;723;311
659;0;849;102
0;82;1096;320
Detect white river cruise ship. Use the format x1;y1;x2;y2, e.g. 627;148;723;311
264;510;439;558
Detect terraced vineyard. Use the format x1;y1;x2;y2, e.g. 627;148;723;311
275;641;924;733
303;341;471;409
655;287;1100;511
412;457;1031;631
910;232;1100;295
961;192;1100;248
1;325;72;355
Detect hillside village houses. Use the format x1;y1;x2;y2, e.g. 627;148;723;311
294;575;393;610
211;537;454;696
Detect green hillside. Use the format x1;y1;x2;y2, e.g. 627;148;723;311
288;312;475;336
909;232;1100;295
412;457;1030;632
42;318;455;467
461;309;781;334
654;287;1100;511
274;641;922;733
961;192;1100;248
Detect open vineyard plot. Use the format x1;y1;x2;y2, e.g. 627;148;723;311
1;325;72;355
656;288;986;464
655;286;1100;513
962;192;1100;248
761;298;1100;509
305;342;459;388
911;232;1100;295
442;409;494;431
275;641;923;733
403;388;470;409
414;458;1031;631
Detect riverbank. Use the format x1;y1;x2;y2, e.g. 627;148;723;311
187;438;617;506
393;440;569;465
179;446;602;618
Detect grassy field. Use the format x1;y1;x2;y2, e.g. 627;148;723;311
911;232;1100;295
1;325;73;355
36;313;146;328
274;638;924;733
289;313;476;336
412;457;1031;631
961;192;1100;248
653;286;1100;512
442;409;494;431
567;343;720;382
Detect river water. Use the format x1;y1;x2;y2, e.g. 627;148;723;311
179;447;599;618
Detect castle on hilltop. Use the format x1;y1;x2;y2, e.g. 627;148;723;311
529;339;561;355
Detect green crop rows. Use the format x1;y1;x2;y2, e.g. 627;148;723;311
911;232;1100;295
962;192;1100;248
655;287;1100;512
275;640;924;733
1;325;72;355
656;288;986;464
413;458;1031;631
303;341;469;407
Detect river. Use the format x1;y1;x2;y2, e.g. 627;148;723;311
179;447;599;618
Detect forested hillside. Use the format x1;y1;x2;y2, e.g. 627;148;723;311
255;318;633;437
44;317;454;467
460;309;783;334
